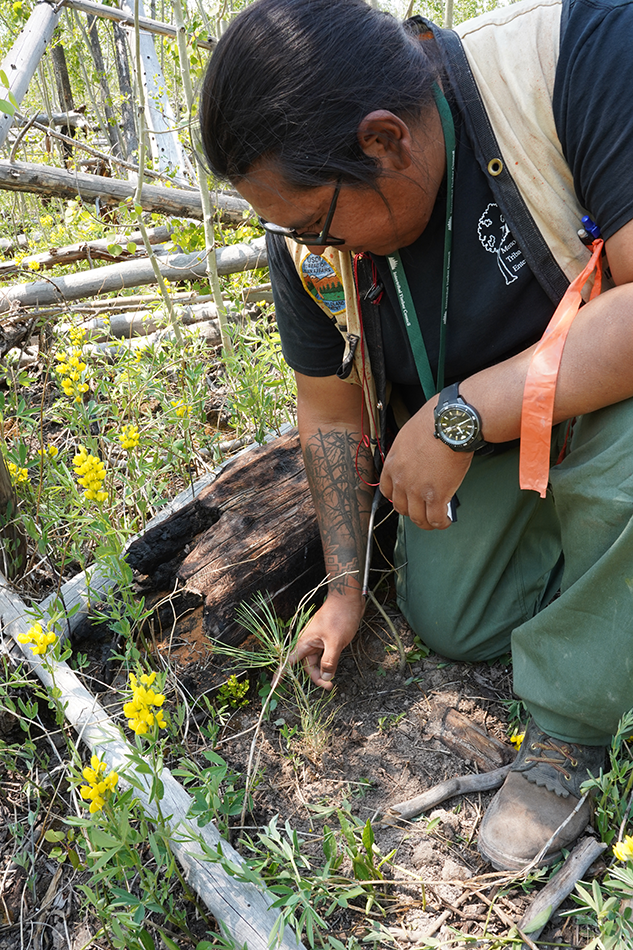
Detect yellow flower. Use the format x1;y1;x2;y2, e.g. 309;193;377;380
27;259;40;271
72;447;108;502
123;671;167;735
17;621;57;656
119;424;140;450
510;731;525;750
56;334;89;402
7;461;28;484
69;326;86;347
170;399;191;418
79;754;118;814
37;445;58;458
614;835;633;862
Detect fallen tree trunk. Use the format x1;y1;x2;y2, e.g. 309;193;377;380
0;238;267;312
0;225;173;278
68;300;228;342
0;160;250;221
126;430;324;649
22;110;90;131
38;428;298;642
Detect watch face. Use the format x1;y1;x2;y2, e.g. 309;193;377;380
438;406;479;446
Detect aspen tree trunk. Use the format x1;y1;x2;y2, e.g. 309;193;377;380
51;45;75;126
0;0;63;149
172;0;231;354
51;44;76;164
120;0;190;182
86;15;124;156
113;22;138;161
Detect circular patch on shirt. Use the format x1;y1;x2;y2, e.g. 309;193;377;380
300;253;346;316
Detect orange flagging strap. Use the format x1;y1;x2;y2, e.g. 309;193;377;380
519;239;604;497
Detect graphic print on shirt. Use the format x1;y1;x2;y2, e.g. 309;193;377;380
477;203;527;285
300;253;346;317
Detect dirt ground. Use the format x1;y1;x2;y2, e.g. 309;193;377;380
0;583;604;950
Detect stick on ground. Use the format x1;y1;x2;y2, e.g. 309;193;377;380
384;764;513;822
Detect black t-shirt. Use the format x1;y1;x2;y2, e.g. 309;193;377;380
270;0;633;413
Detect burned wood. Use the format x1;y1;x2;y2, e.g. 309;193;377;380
0;455;26;580
126;499;221;577
0;311;35;358
126;431;324;647
0;160;250;222
422;702;515;772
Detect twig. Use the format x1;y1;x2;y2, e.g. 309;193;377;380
470;887;540;950
383;764;512;822
13;111;194;188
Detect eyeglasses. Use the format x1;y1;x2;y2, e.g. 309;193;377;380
258;181;345;247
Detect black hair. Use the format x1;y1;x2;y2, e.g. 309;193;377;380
199;0;439;189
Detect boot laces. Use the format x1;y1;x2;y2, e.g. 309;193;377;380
524;736;579;782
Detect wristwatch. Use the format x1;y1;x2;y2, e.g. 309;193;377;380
433;383;487;453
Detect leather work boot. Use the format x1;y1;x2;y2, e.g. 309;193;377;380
478;720;605;871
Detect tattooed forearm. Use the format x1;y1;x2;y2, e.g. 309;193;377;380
302;429;375;595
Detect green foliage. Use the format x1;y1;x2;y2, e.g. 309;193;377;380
217;674;250;708
173;749;250;836
223;319;296;443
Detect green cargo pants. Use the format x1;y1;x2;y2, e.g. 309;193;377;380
395;398;633;746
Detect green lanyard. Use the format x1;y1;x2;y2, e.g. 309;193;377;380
386;83;456;401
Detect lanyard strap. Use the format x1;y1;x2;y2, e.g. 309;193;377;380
386;83;456;401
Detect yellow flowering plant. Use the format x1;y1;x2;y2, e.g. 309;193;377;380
55;327;90;404
123;670;167;736
17;621;57;656
119;424;140;451
79;755;119;814
614;835;633;862
7;460;28;484
73;446;108;503
170;399;191;418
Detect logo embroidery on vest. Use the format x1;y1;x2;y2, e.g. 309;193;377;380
300;254;346;316
477;203;527;285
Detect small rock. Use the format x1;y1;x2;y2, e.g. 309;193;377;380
429;808;461;837
441;858;472;881
411;839;441;867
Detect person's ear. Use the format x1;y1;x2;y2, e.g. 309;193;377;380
357;111;413;171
